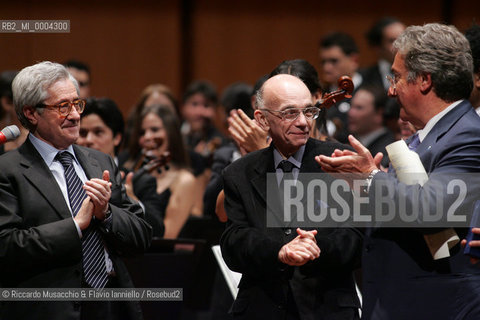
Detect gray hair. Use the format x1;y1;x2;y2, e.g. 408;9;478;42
393;23;473;102
12;61;79;130
255;85;265;110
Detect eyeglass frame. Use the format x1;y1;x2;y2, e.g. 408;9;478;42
36;98;86;117
260;106;320;121
386;75;399;92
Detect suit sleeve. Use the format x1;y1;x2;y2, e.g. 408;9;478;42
0;170;83;281
368;136;480;232
220;167;291;280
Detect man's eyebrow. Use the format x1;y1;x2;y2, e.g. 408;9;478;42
280;104;314;110
48;98;79;105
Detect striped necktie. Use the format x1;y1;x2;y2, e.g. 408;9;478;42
56;152;108;289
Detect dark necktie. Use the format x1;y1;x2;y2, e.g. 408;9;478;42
56;152;108;289
278;160;295;193
408;133;421;151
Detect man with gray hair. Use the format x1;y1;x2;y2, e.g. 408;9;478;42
0;61;152;320
317;23;480;319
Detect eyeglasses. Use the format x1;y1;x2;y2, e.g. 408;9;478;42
36;99;86;117
261;106;320;121
386;75;398;92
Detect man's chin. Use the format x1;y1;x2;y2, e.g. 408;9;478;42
290;135;309;146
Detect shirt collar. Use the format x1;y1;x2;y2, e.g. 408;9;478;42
417;100;462;142
273;144;305;170
28;133;77;166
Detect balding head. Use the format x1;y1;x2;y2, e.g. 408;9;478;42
256;74;311;110
254;74;315;157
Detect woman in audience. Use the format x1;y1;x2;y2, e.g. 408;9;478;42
122;84;178;161
124;104;196;239
78;97;166;237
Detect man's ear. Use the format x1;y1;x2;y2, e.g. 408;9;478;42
23;106;38;126
474;72;480;90
254;109;269;131
419;73;433;94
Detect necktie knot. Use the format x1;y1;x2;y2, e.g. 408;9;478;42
56;152;74;169
278;160;295;173
408;133;420;151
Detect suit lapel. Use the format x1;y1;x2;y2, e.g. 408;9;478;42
417;100;471;171
250;145;275;204
73;145;103;180
19;140;71;219
300;138;323;173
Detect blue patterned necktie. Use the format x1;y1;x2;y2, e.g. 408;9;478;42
56;152;108;289
408;133;421;151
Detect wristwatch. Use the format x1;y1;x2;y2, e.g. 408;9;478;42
362;169;380;195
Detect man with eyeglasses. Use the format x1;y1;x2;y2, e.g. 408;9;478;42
0;61;152;320
220;74;362;319
317;23;480;319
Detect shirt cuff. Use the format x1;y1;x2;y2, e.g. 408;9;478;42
72;218;83;238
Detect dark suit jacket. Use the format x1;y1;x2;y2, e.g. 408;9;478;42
0;139;152;320
363;100;480;320
220;138;363;320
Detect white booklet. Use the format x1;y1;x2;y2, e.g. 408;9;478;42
386;139;459;260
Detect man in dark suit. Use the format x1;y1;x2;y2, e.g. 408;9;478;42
361;17;405;92
318;32;364;143
0;61;152;320
317;23;480;319
220;74;363;319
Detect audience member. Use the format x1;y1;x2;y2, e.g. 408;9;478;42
362;17;406;91
347;85;395;167
122;83;178;156
227;74;270;155
0;71;16;128
203;82;253;219
77;97;166;237
0;70;27;155
0;61;151;319
316;23;480;319
465;23;480;113
77;97;124;161
180;80;226;159
124;104;196;239
221;74;362;319
64;60;91;98
319;32;363;142
460;25;480;261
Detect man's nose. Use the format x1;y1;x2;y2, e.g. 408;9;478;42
67;106;81;120
85;131;96;144
388;85;397;97
294;111;308;126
